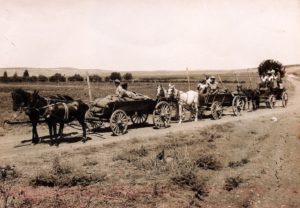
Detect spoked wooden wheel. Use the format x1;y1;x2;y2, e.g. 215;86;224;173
153;101;171;129
267;95;276;109
281;92;288;107
211;101;223;120
232;96;243;116
130;112;148;125
110;109;129;136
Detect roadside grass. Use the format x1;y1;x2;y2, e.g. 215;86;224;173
1;120;273;207
30;156;106;187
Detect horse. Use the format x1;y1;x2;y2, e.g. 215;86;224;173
241;88;260;111
167;84;199;124
11;89;73;144
156;84;168;100
29;91;89;146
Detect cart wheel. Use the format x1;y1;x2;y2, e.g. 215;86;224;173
211;101;223;120
268;95;276;109
281;92;288;107
153;101;171;128
130;112;148;125
110;109;128;136
232;96;243;116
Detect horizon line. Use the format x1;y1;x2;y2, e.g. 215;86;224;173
0;63;299;72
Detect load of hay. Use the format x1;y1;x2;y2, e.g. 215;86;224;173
258;59;285;79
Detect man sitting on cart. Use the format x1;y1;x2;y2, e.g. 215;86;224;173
114;79;149;100
207;76;219;94
114;79;126;97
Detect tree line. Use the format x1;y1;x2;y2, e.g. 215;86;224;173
0;70;134;83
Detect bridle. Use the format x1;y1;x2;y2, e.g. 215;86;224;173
169;87;189;104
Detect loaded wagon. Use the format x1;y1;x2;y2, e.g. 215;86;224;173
85;95;171;135
257;59;288;109
257;85;288;109
198;90;242;119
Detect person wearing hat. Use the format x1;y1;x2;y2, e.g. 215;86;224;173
114;79;126;97
208;76;219;93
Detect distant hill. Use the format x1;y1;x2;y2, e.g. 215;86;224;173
0;65;298;79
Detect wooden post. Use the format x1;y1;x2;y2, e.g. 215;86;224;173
186;68;191;90
86;72;93;102
217;74;224;88
234;72;240;84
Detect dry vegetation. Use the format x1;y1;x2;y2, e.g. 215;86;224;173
0;120;274;207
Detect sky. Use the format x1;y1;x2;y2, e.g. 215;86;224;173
0;0;299;71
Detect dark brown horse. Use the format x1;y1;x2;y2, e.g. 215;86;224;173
241;88;260;110
11;89;73;144
30;91;89;145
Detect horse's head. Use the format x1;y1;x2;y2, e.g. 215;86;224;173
11;88;31;111
23;90;42;114
167;84;177;99
156;84;166;98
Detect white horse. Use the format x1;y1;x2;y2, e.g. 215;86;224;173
167;84;199;124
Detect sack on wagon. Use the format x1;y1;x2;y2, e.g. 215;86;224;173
93;95;119;108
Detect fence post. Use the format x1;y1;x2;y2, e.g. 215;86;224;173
86;72;93;102
217;74;224;88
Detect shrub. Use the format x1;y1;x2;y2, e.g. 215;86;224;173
68;74;84;82
228;158;249;168
224;176;243;191
195;155;222;170
49;73;66;82
38;75;48;82
110;72;121;81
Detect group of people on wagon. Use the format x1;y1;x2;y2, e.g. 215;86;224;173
260;69;284;90
197;75;219;95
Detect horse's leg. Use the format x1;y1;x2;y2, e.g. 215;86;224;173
58;123;64;139
79;119;87;143
178;104;182;124
48;122;53;146
194;102;198;122
31;121;39;144
53;123;59;146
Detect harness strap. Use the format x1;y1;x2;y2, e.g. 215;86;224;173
62;103;69;121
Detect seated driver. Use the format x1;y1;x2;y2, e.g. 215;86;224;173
114;79;138;99
114;79;126;97
208;76;219;93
